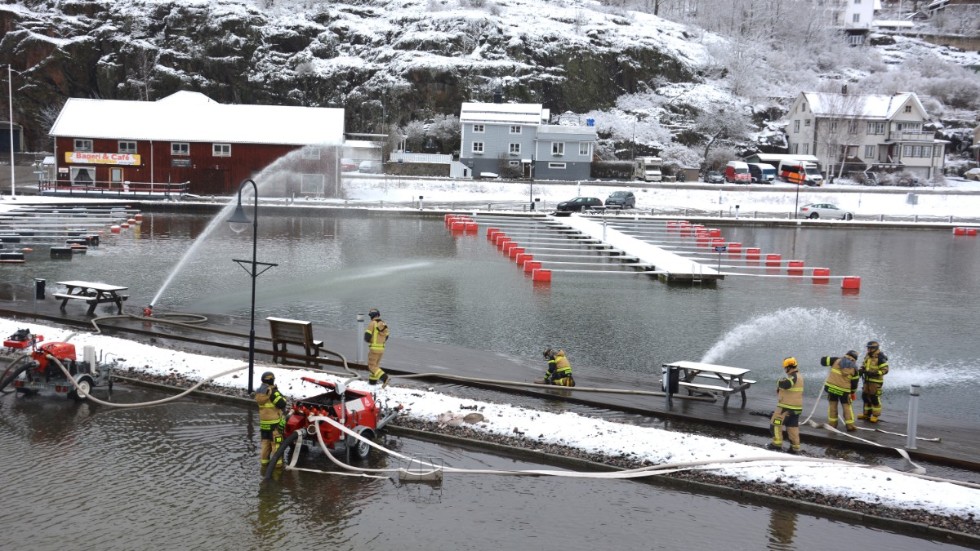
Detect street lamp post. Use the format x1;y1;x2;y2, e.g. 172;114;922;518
7;64;15;199
794;182;801;219
227;179;277;393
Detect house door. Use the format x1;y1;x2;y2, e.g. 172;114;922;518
522;160;532;178
109;167;123;189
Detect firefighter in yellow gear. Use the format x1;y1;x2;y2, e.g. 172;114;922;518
542;348;575;387
255;371;288;467
364;308;391;387
820;350;860;432
858;340;889;422
768;357;804;454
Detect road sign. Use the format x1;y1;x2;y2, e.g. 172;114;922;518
713;245;727;253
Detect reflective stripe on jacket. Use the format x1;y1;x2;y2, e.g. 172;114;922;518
255;383;286;428
365;319;389;351
547;353;573;379
821;356;857;395
862;352;889;384
776;369;804;411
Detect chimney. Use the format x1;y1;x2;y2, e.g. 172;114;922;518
493;85;503;104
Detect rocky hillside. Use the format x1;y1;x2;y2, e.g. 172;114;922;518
0;0;713;150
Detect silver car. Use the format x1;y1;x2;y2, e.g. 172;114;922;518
799;203;853;220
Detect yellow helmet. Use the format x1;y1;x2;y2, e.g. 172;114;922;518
782;357;798;369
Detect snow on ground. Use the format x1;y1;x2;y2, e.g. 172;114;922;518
3;317;978;520
341;177;980;218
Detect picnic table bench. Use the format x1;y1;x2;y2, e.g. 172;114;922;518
267;317;323;366
54;280;129;316
663;360;755;408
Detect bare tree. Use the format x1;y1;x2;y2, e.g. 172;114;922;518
693;106;750;163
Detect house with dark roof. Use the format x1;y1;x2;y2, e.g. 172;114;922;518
48;91;345;196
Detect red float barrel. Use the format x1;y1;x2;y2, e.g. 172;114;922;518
524;260;541;274
765;254;782;267
487;228;499;240
812;267;831;284
509;246;524;260
786;260;804;275
516;253;532;267
727;242;742;254
745;248;761;260
110;225;121;234
708;228;722;237
953;227;967;236
841;276;861;291
532;269;552;282
464;222;478;233
968;228;978;237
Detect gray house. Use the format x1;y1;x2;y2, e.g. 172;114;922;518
459;102;596;180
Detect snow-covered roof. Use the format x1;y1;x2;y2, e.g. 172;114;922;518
49;91;345;146
460;102;549;125
801;92;926;120
535;124;597;140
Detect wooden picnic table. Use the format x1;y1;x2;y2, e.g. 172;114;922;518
54;280;129;316
663;360;755;408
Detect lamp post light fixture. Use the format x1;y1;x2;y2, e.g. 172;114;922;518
227;178;277;394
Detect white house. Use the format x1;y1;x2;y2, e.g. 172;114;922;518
785;90;946;180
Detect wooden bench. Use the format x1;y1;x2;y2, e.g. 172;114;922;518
267;317;323;366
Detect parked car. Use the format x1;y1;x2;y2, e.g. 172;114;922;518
799;203;853;220
704;171;724;184
965;168;980;182
340;158;357;172
605;191;636;209
724;161;751;183
556;196;603;212
747;163;776;184
358;160;383;174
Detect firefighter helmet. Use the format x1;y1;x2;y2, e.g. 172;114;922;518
782;357;798;369
368;308;381;319
866;340;880;351
260;371;275;384
542;348;554;359
845;350;859;360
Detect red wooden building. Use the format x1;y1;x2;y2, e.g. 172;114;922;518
47;91;346;196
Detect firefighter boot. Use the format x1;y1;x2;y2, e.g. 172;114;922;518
787;427;801;454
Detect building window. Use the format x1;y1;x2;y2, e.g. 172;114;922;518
303;146;321;160
548;162;566;169
579;142;590;156
552;142;565;156
867;122;886;135
852;13;860;23
118;141;137;154
74;139;93;152
904;105;912;113
848;120;859;134
830;121;838;132
865;145;876;158
793;120;800;133
171;142;190;156
805;119;811;127
472;142;484;154
473;124;485;133
903;145;912;157
509;125;521;134
213;144;231;157
791;144;799;154
854;0;861;4
802;143;809;154
509;143;521;155
300;173;324;195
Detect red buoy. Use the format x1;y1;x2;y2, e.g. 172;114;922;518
532;269;552;282
841;276;861;290
765;254;782;267
812;268;831;284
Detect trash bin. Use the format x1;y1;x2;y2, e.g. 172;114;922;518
661;364;679;394
34;278;45;300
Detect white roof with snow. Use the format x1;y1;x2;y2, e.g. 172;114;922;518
460;102;549;125
49;91;345;146
802;92;926;120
